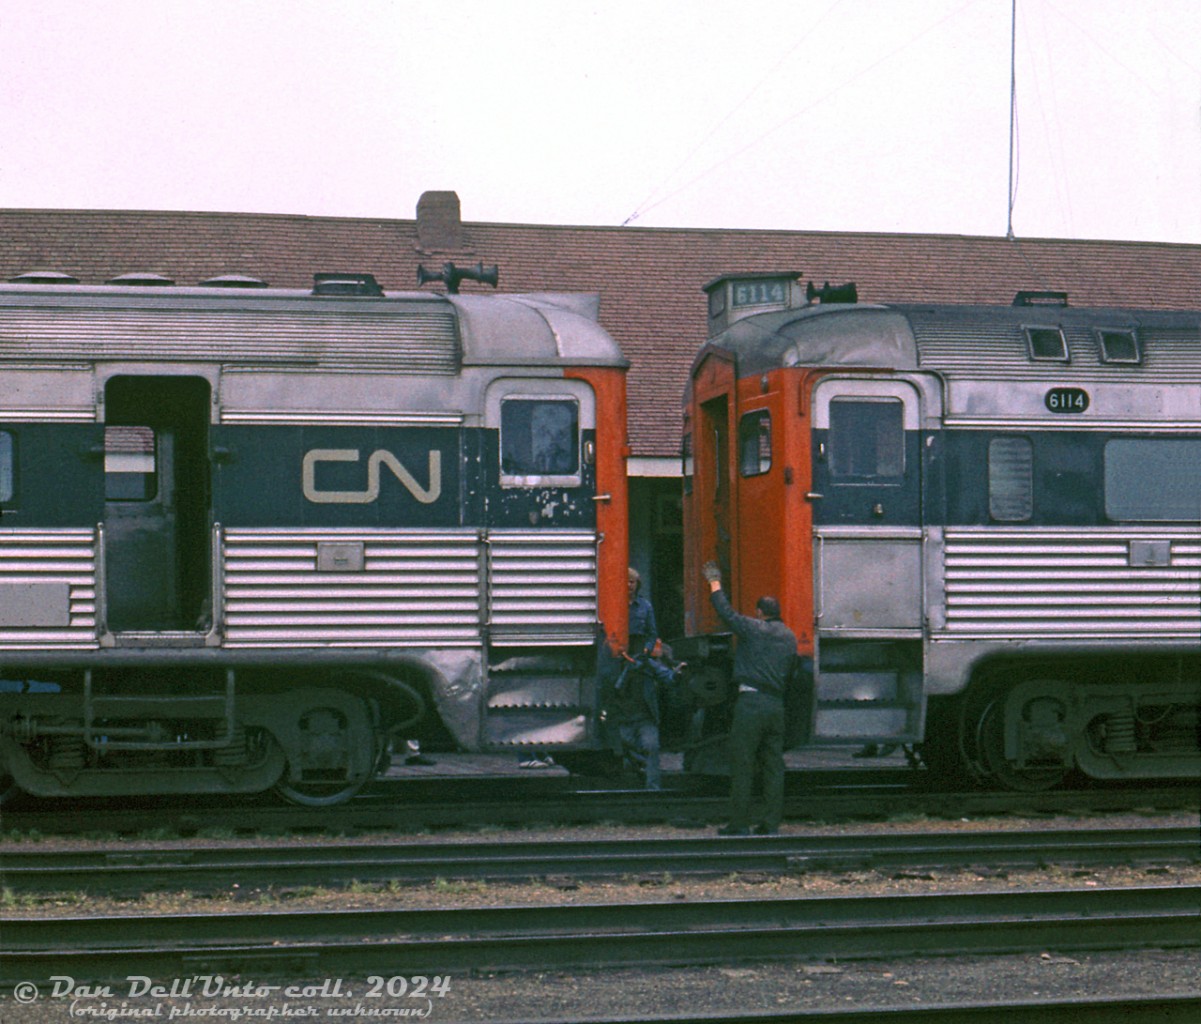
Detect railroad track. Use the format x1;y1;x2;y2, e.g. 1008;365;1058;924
3;884;1199;985
2;772;1195;836
487;997;1201;1023
1;824;1196;894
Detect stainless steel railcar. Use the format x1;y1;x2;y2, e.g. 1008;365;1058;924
0;270;629;805
682;274;1200;789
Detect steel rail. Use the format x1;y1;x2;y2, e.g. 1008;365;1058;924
1;825;1197;894
1;781;1196;837
2;884;1199;984
483;996;1201;1024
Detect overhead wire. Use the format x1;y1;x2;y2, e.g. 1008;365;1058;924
622;0;979;226
1042;0;1168;98
622;0;845;227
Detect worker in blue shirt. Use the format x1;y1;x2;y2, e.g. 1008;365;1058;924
609;568;678;790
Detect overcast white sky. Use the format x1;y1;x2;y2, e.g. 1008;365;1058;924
2;0;1199;243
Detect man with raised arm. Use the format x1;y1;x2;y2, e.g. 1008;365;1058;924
703;561;797;836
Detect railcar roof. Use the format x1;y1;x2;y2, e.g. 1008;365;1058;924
5;204;1201;458
0;283;627;371
699;300;1201;379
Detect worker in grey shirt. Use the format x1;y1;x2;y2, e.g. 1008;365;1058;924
703;561;797;836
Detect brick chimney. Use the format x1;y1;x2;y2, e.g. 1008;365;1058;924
416;191;465;252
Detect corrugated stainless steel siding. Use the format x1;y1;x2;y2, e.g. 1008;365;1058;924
221;529;482;647
221;528;600;648
0;308;460;373
487;532;598;640
911;316;1201;382
941;529;1201;637
0;529;98;647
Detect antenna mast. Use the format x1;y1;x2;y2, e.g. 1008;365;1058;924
1006;0;1017;238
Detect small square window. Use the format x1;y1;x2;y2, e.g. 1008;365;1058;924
1025;327;1068;362
828;398;904;480
1098;330;1141;365
500;398;579;478
738;411;772;477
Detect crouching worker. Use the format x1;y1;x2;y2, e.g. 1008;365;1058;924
608;568;687;791
609;639;682;791
703;560;798;836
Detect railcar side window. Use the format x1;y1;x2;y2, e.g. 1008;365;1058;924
681;431;693;496
1098;330;1141;365
828;398;904;480
105;426;157;501
500;398;579;476
988;437;1033;521
738;411;772;477
1104;439;1201;521
0;432;13;502
1025;327;1068;362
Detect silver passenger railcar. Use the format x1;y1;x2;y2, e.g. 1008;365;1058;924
0;269;630;805
683;275;1200;789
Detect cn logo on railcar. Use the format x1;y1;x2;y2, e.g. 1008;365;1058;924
302;449;442;504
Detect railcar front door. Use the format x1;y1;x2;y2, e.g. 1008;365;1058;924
809;377;927;743
103;376;212;634
811;378;925;630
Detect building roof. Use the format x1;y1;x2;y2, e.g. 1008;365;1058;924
2;196;1199;461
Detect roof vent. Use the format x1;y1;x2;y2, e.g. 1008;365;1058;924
1013;290;1068;307
312;273;384;297
806;280;858;304
416;261;498;295
199;274;268;289
105;273;175;286
7;270;80;285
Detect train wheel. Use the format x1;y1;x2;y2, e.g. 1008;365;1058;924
275;728;387;807
976;698;1067;792
270;694;386;807
275;775;369;807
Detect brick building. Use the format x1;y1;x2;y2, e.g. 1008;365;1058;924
3;192;1199;634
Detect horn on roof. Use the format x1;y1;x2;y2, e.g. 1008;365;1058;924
417;261;499;295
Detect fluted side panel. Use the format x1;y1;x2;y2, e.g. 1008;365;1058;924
487;532;598;642
222;529;482;647
0;529;98;647
941;528;1201;638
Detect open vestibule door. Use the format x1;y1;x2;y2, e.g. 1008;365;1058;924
102;375;212;637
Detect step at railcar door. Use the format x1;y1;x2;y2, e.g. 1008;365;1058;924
103;376;212;633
